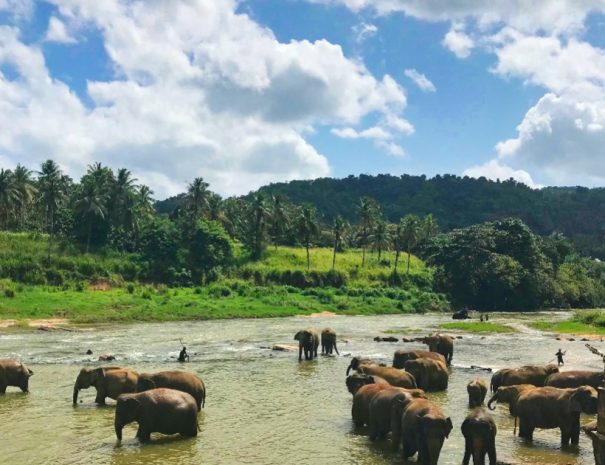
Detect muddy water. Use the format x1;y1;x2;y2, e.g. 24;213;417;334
0;313;600;465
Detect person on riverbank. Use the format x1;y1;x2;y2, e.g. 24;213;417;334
178;346;190;362
555;348;566;366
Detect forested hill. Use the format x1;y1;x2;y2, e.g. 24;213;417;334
254;175;605;257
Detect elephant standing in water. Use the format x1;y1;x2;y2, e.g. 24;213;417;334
421;333;454;366
545;370;605;389
345;373;389;395
73;367;138;405
0;359;33;393
490;364;558;392
352;383;426;427
346;357;385;375
357;364;417;389
392;350;446;369
487;384;534;416
137;371;206;411
467;378;488;408
294;328;320;361
515;385;598;445
114;388;199;442
403;358;448;391
321;327;339;355
368;388;417;447
461;407;497;465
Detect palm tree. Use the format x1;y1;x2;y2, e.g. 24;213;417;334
0;169;17;229
332;215;349;270
396;214;420;273
75;181;108;253
248;193;271;260
12;165;36;230
421;213;439;244
135;185;155;217
269;194;289;249
356;197;378;266
185;177;210;219
37;160;67;259
295;204;319;271
370;219;391;261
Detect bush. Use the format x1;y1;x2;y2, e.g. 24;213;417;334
4;288;15;298
126;283;135;294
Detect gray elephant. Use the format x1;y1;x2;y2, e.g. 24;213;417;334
487;384;534;416
346;373;389;395
545;370;605;390
421;333;454;366
400;397;453;465
352;383;426;427
490;364;558;392
392;350;446;369
357;364;417;389
516;385;598;445
403;358;448;391
346;357;385;375
0;359;33;393
114;388;199;442
321;327;339;355
294;327;320;361
461;407;497;465
137;370;206;411
368;387;417;448
467;378;488;408
73;366;138;405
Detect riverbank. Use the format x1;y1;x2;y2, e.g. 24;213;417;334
439;321;517;333
530;310;605;337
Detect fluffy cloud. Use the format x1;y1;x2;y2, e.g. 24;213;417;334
0;0;411;197
404;68;436;91
45;16;76;43
442;24;473;58
463;159;538;188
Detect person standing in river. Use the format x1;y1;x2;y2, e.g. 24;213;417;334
555;348;566;366
178;346;190;362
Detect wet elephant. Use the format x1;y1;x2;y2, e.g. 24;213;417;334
0;359;33;394
321;327;339;355
114;388;198;442
357;365;417;389
490;364;558;392
73;366;138;405
421;333;454;366
294;327;320;361
137;370;206;411
515;385;598;445
346;357;385;375
467;378;488;408
392;350;446;369
368;387;417;448
545;370;605;390
352;383;426;427
487;384;534;416
461;407;497;465
403;358;448;391
400;397;453;465
346;373;389;395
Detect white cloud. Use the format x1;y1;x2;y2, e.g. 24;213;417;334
442;24;473;58
0;0;412;197
463;159;538;188
331;126;391;140
377;140;405;157
45;16;76;43
352;22;378;43
404;68;436;92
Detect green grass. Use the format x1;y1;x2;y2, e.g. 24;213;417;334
530;311;605;335
439;322;517;333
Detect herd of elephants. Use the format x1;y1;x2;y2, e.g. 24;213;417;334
0;326;603;465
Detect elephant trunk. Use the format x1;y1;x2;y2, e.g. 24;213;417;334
72;382;80;405
346;363;353;375
487;392;498;410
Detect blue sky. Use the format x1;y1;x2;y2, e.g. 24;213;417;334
0;1;604;198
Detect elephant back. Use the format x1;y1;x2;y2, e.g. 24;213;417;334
140;371;205;409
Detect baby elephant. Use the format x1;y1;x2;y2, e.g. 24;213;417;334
461;407;497;465
0;359;33;393
295;327;320;361
137;371;206;411
321;327;339;355
467;378;488;408
115;388;199;442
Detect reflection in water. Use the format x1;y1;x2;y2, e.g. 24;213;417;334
0;312;600;464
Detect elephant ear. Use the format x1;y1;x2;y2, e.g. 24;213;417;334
294;331;301;341
569;390;583;413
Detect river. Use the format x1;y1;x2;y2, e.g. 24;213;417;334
0;312;600;464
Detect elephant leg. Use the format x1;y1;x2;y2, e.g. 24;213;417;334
0;382;6;394
462;436;472;465
95;387;106;405
569;422;581;445
138;429;151;443
518;418;533;440
487;438;497;465
402;439;416;460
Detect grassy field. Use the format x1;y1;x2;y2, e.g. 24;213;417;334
530;310;605;335
439;322;517;333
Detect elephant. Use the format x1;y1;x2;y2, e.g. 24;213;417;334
73;366;138;405
294;327;320;361
545;370;605;390
357;364;417;389
403;358;448;391
490;364;558;392
321;327;339;355
352;383;426;427
420;333;454;366
114;388;199;442
461;407;497;465
0;359;33;394
487;384;534;416
515;385;598;445
368;387;417;447
346;357;385;375
137;371;206;411
392;350;446;369
374;336;398;342
346;373;389;395
467;378;488;408
400;397;453;465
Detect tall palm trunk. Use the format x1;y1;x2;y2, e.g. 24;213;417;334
86;219;92;253
406;250;411;274
394;249;400;273
362;246;366;267
305;239;310;271
332;239;338;270
47;208;54;261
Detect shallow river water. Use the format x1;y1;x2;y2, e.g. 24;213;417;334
0;312;601;465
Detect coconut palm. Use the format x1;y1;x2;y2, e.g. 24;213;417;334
37;160;67;259
370;219;391;261
395;214;420;273
248;193;271;260
12;165;37;230
332;215;349;270
75;181;108;253
356;196;378;266
0;169;17;228
421;213;439;243
185;177;210;219
295;204;319;271
269;194;289;249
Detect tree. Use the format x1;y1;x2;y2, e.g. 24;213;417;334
187;219;233;283
12;165;36;230
185;177;210;220
37;160;68;259
370;219;391;261
356;196;378;266
295;204;319;270
110;168;137;232
421;214;439;244
74;181;108;253
0;169;17;229
332;215;349;270
247;193;271;260
269;194;289;249
398;215;420;273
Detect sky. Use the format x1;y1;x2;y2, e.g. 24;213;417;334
0;1;605;199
